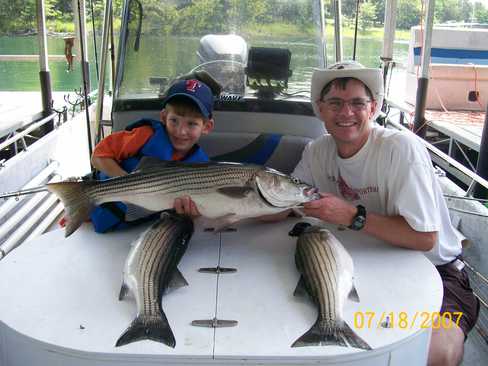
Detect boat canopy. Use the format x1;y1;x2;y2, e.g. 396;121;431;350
114;0;326;103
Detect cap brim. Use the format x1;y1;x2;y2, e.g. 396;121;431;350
311;68;384;119
162;93;211;118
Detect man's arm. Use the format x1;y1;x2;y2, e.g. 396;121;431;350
303;193;436;251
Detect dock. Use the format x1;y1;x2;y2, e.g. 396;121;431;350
0;91;74;137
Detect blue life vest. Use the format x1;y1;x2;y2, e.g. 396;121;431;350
90;118;209;233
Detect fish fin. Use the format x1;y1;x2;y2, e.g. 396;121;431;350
293;276;310;298
135;157;214;172
118;283;129;301
206;214;239;232
291;319;371;350
115;314;176;348
125;204;158;221
164;268;188;295
217;187;254;198
134;157;170;171
348;284;360;303
47;181;94;237
341;321;372;350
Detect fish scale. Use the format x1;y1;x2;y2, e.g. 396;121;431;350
89;166;256;198
47;161;318;237
292;226;371;350
115;212;194;348
140;221;173;316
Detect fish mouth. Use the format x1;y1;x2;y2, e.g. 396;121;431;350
255;178;319;208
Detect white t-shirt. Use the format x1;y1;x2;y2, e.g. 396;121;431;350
293;126;462;265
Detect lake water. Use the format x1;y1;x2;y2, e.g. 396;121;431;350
0;35;409;93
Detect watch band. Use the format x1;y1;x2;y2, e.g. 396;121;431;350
348;205;366;231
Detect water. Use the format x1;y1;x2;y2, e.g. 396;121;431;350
0;34;409;93
0;35;100;92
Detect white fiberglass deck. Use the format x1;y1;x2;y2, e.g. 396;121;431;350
0;218;442;365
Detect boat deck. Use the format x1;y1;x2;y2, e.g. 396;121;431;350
425;110;485;152
0;219;441;366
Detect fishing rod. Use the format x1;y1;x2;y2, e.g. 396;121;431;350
76;0;93;157
352;0;361;60
0;186;49;200
88;0;99;81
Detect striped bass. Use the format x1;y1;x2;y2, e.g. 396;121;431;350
292;224;371;350
47;160;319;237
116;211;194;348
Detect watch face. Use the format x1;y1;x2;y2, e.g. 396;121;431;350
349;205;366;231
351;216;365;230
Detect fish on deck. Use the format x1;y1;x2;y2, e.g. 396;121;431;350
116;211;194;348
291;223;371;350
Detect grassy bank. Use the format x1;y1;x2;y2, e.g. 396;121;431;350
245;21;411;41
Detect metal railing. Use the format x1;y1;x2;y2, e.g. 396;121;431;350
383;98;488;191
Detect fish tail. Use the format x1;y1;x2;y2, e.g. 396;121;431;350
291;320;371;350
115;314;176;348
340;321;372;350
47;181;94;237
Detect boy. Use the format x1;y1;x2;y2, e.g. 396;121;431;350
89;79;214;232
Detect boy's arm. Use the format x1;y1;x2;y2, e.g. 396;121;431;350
91;126;153;177
91;156;129;177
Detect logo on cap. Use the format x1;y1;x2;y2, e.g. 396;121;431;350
186;79;200;93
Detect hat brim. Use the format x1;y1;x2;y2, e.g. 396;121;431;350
311;68;384;119
162;93;211;119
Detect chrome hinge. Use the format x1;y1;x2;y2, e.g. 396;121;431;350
198;266;237;274
191;317;238;328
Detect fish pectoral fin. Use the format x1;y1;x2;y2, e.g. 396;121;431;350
202;214;239;232
217;186;254;198
207;214;240;232
293;276;310;299
125;204;158;221
165;268;188;294
118;283;130;301
348;284;360;303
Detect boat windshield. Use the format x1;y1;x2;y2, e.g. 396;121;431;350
116;0;326;100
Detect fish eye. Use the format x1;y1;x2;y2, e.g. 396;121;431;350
291;176;300;184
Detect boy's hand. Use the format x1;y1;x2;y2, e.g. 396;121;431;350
174;196;201;218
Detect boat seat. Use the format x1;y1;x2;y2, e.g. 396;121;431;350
199;132;311;174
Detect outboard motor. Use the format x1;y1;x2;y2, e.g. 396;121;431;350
196;34;247;95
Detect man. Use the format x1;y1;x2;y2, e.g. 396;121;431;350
291;60;478;366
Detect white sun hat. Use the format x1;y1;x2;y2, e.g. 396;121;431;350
310;60;384;120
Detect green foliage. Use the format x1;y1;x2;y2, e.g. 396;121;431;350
359;1;376;30
1;0;488;36
396;0;422;30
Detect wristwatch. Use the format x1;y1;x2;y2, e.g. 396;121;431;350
348;205;366;231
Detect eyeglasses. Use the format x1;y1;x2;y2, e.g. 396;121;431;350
321;97;372;112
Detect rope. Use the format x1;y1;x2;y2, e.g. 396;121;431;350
471;63;484;110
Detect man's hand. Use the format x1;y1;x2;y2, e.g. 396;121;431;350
174;196;201;218
302;193;356;227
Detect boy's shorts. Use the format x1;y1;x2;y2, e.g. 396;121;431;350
436;257;480;338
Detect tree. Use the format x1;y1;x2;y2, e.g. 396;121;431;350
396;0;421;30
359;1;376;30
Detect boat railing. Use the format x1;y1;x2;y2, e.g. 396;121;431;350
0;113;57;153
0;161;62;260
384;97;488;192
